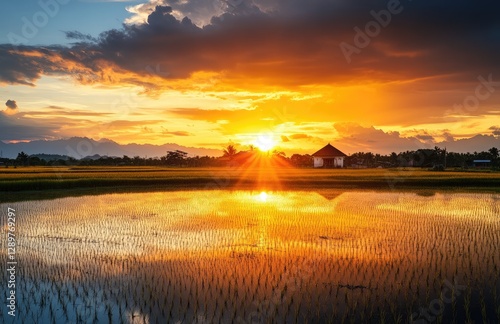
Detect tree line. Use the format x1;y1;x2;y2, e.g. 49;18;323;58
1;146;498;169
346;147;499;169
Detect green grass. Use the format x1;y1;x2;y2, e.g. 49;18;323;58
0;166;499;193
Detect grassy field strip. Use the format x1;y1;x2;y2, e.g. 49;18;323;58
0;167;499;192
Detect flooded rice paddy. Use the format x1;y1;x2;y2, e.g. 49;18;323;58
1;190;499;323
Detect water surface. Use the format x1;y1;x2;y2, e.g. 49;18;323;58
1;190;499;323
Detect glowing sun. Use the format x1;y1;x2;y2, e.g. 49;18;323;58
253;134;277;152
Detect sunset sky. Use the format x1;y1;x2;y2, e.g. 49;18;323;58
1;0;500;155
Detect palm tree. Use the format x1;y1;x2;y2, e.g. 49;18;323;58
223;145;238;159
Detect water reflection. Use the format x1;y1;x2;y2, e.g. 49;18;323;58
1;190;499;323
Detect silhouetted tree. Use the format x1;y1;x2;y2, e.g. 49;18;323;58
489;147;499;159
290;154;313;167
164;150;188;166
223;145;238;159
16;151;29;166
390;152;398;166
133;156;142;166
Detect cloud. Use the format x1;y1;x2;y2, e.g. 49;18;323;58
415;134;434;142
436;135;500;153
81;0;138;2
443;132;454;142
0;45;103;87
162;130;193;136
0;111;58;141
5;100;18;110
333;122;429;154
1;0;499;145
332;123;500;154
22;106;113;118
490;126;500;136
126;0;223;26
65;31;97;43
1;1;499;94
103;120;163;128
289;133;312;140
126;0;270;27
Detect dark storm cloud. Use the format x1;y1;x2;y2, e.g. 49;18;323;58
5;100;18;110
1;1;500;89
0;46;48;86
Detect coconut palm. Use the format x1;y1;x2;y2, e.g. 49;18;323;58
223;145;238;159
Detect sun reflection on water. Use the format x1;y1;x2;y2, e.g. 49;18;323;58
257;191;268;202
4;190;498;265
1;190;499;323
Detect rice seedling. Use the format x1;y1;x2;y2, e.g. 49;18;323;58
0;190;499;323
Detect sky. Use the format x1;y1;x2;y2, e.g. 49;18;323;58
1;0;500;155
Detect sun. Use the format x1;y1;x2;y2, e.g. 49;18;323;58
253;134;277;152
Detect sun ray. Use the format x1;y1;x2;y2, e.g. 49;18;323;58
253;134;277;152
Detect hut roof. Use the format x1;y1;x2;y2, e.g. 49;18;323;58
312;143;347;158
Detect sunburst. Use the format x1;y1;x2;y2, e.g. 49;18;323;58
253;134;277;152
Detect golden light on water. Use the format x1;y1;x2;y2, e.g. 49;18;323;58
257;191;268;202
6;190;499;262
1;190;499;323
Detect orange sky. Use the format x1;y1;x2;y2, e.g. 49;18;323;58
1;0;500;155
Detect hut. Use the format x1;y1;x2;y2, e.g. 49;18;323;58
312;143;347;168
472;160;491;168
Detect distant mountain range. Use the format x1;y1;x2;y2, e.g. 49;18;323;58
0;137;223;159
1;135;498;159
